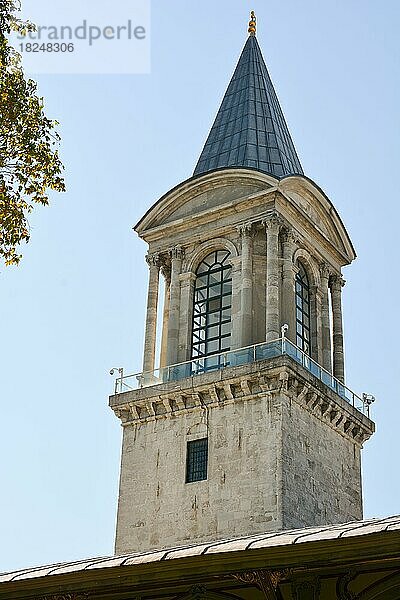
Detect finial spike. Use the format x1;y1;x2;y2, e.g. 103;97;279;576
248;10;256;36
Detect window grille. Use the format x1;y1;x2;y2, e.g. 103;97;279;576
191;250;232;373
186;438;208;483
295;263;312;355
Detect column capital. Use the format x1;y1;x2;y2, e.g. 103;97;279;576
169;245;185;261
281;226;299;244
262;211;284;232
330;273;346;291
145;252;162;268
319;262;332;281
236;222;255;237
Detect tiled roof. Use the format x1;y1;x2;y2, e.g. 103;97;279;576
194;34;303;179
1;515;399;583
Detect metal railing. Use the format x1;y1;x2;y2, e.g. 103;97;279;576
112;338;370;417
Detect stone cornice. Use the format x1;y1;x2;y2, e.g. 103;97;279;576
110;356;374;447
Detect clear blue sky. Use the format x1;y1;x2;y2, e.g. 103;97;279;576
1;0;399;572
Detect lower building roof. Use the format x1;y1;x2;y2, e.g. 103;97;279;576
1;514;399;584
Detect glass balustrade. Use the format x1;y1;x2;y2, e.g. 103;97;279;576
113;338;369;416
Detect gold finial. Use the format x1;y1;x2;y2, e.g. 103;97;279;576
248;10;257;36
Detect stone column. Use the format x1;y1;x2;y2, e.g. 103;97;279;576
159;261;171;369
320;263;332;373
264;214;282;342
237;223;254;348
281;228;296;344
330;274;345;383
314;287;324;365
166;245;184;366
142;253;161;374
230;256;242;350
178;271;196;363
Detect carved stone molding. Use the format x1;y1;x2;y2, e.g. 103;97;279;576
269;569;292;588
111;361;373;443
288;378;370;445
232;569;290;599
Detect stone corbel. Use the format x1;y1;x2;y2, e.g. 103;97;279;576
223;383;234;402
297;382;311;403
209;386;220;404
240;378;252;396
303;392;318;409
161;397;172;414
146;401;156;418
279;371;289;392
116;408;130;424
129;403;140;421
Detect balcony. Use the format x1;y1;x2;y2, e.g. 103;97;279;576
112;338;371;418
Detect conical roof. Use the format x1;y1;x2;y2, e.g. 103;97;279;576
194;33;303;179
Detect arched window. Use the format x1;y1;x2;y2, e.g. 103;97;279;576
295;263;312;355
191;250;232;371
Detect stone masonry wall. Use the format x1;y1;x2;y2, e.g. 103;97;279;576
115;394;283;554
281;394;362;529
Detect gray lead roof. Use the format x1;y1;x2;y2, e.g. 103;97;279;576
1;515;399;582
194;35;304;179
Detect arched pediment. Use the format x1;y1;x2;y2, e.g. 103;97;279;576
135;168;355;266
135;168;278;235
279;175;356;264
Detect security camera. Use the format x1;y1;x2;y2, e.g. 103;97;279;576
281;323;289;333
362;393;376;405
110;369;115;376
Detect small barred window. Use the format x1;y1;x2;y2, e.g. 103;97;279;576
186;438;208;483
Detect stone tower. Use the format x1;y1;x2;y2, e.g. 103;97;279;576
110;13;374;554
